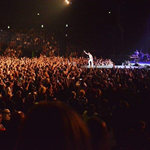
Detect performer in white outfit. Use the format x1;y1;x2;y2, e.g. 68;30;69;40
84;50;93;67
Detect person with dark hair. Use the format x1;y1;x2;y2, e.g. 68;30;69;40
0;112;5;131
1;109;11;130
84;50;93;67
24;93;36;112
36;85;47;102
113;100;131;149
98;99;111;116
87;117;110;150
5;82;13;98
12;90;25;112
2;111;25;150
0;111;6;150
78;89;88;113
16;101;91;150
125;120;150;150
0;94;6;110
83;104;98;122
68;91;82;114
98;99;112;129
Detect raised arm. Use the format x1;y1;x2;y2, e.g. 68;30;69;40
84;50;88;55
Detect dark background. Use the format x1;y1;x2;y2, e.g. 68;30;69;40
0;0;150;59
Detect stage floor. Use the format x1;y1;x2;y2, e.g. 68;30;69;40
82;62;150;69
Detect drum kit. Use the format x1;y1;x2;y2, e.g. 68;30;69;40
129;51;150;62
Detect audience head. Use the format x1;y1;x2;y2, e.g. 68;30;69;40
9;111;25;132
79;89;86;97
87;117;109;150
0;111;6;131
38;85;47;94
0;112;2;123
101;99;108;107
121;101;129;109
71;91;76;98
96;89;102;97
16;101;91;150
138;120;146;130
27;92;36;103
88;104;96;113
2;109;11;121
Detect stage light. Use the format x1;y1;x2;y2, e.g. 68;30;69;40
41;25;44;28
37;13;40;16
66;24;68;27
65;0;70;5
108;11;111;14
65;34;68;37
8;26;10;29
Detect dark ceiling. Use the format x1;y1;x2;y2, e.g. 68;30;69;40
0;0;150;56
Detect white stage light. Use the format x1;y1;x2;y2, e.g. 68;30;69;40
65;0;70;4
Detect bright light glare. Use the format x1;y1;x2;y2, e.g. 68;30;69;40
37;13;40;16
66;24;68;27
65;0;70;4
41;25;44;28
108;11;111;14
8;26;10;29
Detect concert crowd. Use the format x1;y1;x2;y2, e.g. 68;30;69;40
0;29;59;57
0;54;149;150
0;29;149;150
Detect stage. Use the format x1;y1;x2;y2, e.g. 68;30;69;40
82;62;150;69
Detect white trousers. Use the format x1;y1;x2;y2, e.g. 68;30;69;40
88;59;93;67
